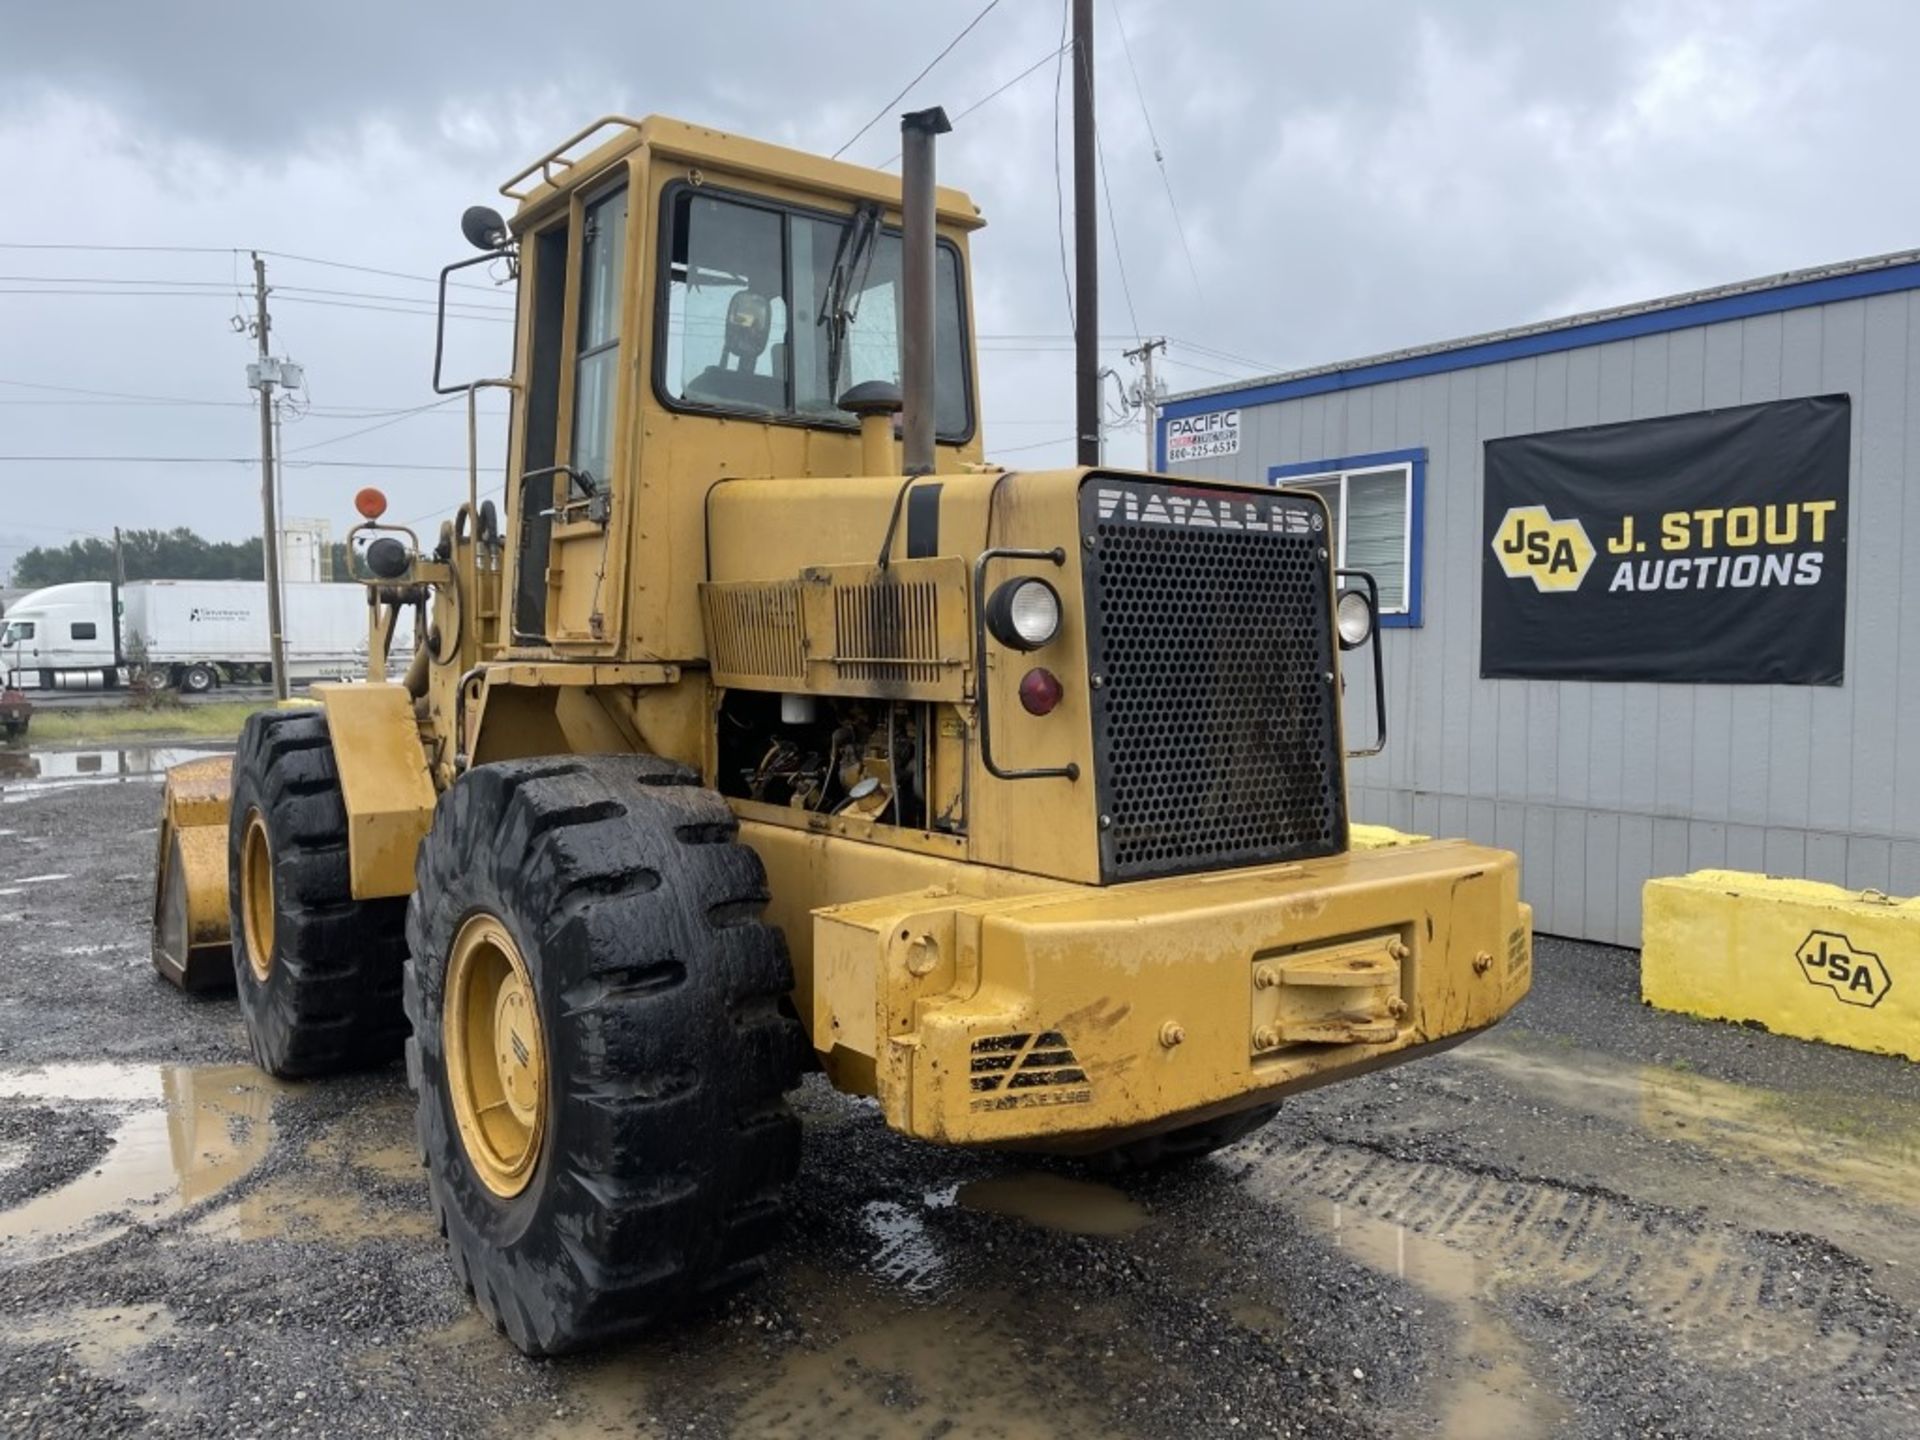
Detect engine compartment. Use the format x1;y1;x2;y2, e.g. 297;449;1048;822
716;691;951;833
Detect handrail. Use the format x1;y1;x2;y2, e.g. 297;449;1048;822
498;116;648;202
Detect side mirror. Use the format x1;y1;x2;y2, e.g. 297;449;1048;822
460;205;510;252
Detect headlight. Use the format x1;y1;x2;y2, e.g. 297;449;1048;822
1336;588;1375;650
985;577;1062;651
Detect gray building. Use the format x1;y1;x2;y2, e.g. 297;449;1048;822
1157;250;1920;946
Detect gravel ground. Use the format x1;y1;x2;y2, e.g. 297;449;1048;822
1;758;1917;1438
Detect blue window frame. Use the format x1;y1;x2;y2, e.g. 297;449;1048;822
1269;448;1425;628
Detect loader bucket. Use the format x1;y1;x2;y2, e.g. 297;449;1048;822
152;754;236;991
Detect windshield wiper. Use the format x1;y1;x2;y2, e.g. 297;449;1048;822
819;201;881;402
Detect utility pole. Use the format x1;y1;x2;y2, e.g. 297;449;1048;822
1125;337;1167;466
1072;0;1099;467
249;253;290;701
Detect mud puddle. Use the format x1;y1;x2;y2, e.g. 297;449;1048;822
1239;1036;1916;1414
16;1303;178;1375
0;1062;281;1258
953;1172;1149;1236
1313;1199;1564;1439
1458;1037;1920;1214
0;744;226;801
723;1299;1107;1440
518;1265;1114;1440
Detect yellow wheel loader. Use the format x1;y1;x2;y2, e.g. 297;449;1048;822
151;108;1531;1355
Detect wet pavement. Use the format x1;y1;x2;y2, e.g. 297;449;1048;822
2;762;1917;1437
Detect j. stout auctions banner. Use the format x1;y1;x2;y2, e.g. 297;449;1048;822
1481;395;1849;684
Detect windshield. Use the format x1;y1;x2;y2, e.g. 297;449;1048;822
659;187;971;439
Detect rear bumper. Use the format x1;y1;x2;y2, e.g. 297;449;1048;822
810;839;1531;1148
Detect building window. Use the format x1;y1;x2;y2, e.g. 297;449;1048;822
70;622;97;640
1269;449;1426;626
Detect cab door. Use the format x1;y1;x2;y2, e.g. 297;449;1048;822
508;174;636;651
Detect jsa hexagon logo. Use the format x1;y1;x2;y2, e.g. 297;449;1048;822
1796;930;1892;1009
1491;506;1596;593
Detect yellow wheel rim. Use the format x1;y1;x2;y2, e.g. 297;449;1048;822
444;913;547;1198
240;809;275;983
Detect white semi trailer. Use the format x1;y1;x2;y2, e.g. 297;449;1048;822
0;580;410;692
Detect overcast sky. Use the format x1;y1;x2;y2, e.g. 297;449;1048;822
1;0;1915;581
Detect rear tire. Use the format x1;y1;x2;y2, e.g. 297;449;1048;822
182;663;216;694
1070;1104;1281;1174
405;754;807;1356
228;710;410;1077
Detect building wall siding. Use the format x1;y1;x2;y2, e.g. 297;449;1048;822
1163;291;1920;945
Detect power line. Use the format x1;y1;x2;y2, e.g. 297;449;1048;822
281;396;467;455
879;44;1068;166
0;243;232;255
0;375;505;418
0;455;472;472
273;294;512;323
0;242;503;294
258;248;505;295
1166;336;1284;373
1080;38;1140;342
990;433;1079;455
1052;0;1075;332
1159;354;1255;383
0;376;245;407
1108;0;1205;308
832;0;1004;160
0;275;511;311
0;284;512;323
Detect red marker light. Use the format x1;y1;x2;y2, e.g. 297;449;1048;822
354;487;389;520
1018;667;1064;716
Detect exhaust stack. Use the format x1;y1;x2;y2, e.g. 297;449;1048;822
898;106;951;477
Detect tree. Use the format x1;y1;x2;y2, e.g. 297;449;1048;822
10;528;360;587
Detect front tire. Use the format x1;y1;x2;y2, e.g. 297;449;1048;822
405;755;806;1356
228;711;410;1076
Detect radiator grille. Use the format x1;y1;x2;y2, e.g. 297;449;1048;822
702;581;806;682
833;578;943;685
1081;478;1346;882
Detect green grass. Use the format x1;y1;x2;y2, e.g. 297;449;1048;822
17;699;273;747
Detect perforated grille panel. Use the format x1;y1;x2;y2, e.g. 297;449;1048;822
1081;477;1347;882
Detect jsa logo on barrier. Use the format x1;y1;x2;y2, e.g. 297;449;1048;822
1491;506;1596;593
1795;929;1892;1009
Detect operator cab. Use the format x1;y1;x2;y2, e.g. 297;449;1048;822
437;118;987;658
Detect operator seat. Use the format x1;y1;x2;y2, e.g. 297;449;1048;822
686;289;784;411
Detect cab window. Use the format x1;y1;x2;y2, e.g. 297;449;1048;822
569;184;628;492
3;622;34;643
658;187;972;439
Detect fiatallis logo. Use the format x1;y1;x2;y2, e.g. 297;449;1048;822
1097;485;1319;536
1492;506;1596;592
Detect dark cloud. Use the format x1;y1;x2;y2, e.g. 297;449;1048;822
1;0;1917;556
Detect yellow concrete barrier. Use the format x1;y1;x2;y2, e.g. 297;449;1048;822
1642;870;1918;1062
1350;823;1432;850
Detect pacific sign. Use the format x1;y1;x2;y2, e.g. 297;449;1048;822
1165;410;1240;463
